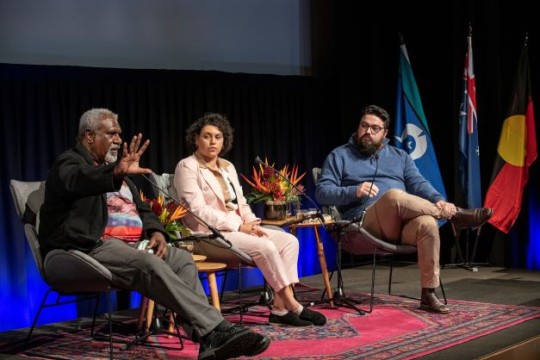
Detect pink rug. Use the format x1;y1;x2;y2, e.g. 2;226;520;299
154;286;540;359
2;287;540;359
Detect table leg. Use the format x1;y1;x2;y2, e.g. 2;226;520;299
207;272;221;311
312;226;334;306
138;296;149;331
291;226;334;306
165;269;223;333
168;312;176;334
145;299;155;332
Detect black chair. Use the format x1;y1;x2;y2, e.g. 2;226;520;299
312;168;447;313
10;179;184;357
10;179;116;358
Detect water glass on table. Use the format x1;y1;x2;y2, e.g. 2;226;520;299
176;240;194;254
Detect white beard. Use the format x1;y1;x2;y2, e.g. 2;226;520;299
105;147;119;163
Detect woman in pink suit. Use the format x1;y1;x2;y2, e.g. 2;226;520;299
174;113;326;327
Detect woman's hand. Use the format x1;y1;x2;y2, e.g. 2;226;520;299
239;221;267;237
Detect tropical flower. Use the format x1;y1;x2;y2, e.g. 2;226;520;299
140;191;188;240
240;158;306;205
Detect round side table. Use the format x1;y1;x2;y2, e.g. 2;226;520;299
196;261;227;310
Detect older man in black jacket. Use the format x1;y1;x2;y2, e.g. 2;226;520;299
39;108;270;360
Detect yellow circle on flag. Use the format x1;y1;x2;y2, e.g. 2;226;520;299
497;114;526;166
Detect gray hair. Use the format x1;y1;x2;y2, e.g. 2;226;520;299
77;108;118;139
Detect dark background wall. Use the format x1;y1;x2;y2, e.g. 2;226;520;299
1;0;538;331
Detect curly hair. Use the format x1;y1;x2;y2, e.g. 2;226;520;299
360;104;391;129
185;113;234;156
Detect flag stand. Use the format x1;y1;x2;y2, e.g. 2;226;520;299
444;224;490;272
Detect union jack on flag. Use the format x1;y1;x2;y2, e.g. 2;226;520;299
458;29;482;209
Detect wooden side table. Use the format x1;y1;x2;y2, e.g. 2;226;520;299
196;261;227;310
139;254;221;333
162;260;226;334
261;217;334;306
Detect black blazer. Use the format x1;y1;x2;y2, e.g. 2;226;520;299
39;142;166;255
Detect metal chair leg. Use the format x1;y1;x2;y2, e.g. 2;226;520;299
25;289;52;345
106;290;113;359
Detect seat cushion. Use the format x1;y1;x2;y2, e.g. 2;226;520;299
44;249;113;293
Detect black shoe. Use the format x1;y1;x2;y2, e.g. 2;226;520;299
298;307;327;326
269;312;312;327
450;207;493;229
198;324;270;360
246;332;271;356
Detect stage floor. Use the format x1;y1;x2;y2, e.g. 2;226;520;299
299;262;540;360
1;263;539;360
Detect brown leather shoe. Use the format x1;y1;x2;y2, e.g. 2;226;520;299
450;207;493;229
420;288;449;314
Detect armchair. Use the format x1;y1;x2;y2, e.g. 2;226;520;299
9;179;116;358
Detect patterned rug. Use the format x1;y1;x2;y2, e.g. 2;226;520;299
2;287;540;359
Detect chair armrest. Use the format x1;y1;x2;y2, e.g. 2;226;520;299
340;223;416;255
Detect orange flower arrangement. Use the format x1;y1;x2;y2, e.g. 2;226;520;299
140;192;188;240
240;158;306;204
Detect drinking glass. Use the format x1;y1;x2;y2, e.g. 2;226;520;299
177;240;194;254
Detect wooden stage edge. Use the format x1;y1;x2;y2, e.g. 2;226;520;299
479;335;540;360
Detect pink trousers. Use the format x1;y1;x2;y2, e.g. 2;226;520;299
222;228;300;292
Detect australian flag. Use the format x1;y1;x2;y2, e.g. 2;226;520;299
458;30;482;209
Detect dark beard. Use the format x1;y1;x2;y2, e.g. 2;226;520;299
355;135;380;156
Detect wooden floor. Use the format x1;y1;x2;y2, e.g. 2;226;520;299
478;335;540;360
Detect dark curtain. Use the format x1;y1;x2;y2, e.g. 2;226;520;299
1;0;539;331
0;64;338;330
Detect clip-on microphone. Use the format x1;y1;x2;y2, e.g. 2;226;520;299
254;156;327;227
140;173;232;248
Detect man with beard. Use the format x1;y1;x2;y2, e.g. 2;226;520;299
315;104;492;313
39;108;270;360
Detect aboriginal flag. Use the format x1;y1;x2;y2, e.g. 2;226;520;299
484;39;537;233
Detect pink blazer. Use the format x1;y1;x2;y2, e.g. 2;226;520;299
174;155;259;233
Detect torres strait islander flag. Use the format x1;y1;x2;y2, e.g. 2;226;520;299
393;38;447;200
484;39;537;233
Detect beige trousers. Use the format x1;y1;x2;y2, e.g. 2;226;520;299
363;189;441;288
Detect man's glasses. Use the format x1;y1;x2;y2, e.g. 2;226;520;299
359;122;385;134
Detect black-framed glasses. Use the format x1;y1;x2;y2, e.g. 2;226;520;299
359;122;385;134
